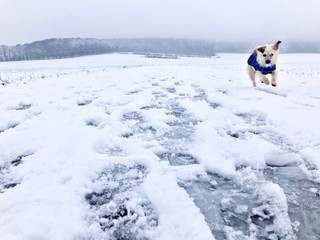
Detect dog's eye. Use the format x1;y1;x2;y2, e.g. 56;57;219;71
270;53;274;57
263;54;267;57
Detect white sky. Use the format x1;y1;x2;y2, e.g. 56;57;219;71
0;0;320;45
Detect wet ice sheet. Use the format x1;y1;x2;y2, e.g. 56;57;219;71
264;166;320;240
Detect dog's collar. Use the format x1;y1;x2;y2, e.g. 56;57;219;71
247;53;276;75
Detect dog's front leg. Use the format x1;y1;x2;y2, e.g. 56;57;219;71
271;71;277;87
257;72;270;85
247;65;257;87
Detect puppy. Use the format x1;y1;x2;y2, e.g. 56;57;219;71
247;41;281;87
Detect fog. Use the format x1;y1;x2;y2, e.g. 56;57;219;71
1;0;320;45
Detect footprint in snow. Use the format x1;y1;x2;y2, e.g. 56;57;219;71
0;153;33;193
86;163;158;239
0;122;20;133
14;103;32;111
77;99;92;106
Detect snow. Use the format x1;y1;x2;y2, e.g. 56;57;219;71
1;53;320;239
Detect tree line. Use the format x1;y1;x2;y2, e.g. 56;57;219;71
0;38;319;62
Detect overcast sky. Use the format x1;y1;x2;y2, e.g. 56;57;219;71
1;0;320;45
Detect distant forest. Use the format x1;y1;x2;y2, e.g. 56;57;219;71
0;38;319;62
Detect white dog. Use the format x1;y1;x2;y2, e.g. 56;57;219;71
247;41;281;87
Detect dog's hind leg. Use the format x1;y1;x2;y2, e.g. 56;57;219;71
247;65;257;87
257;72;270;85
271;71;277;87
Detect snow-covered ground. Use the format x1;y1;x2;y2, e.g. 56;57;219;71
0;53;320;240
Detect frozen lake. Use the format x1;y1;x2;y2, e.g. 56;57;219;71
1;53;320;239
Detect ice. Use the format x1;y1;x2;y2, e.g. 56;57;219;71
264;166;320;240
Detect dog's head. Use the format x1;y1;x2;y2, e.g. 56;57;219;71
256;41;281;66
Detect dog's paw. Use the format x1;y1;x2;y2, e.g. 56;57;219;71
271;83;277;87
264;79;270;85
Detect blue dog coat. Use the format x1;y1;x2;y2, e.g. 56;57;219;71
247;53;276;75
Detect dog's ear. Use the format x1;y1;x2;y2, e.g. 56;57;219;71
273;41;282;50
257;46;266;53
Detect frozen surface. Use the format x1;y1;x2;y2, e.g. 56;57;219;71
0;53;320;239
